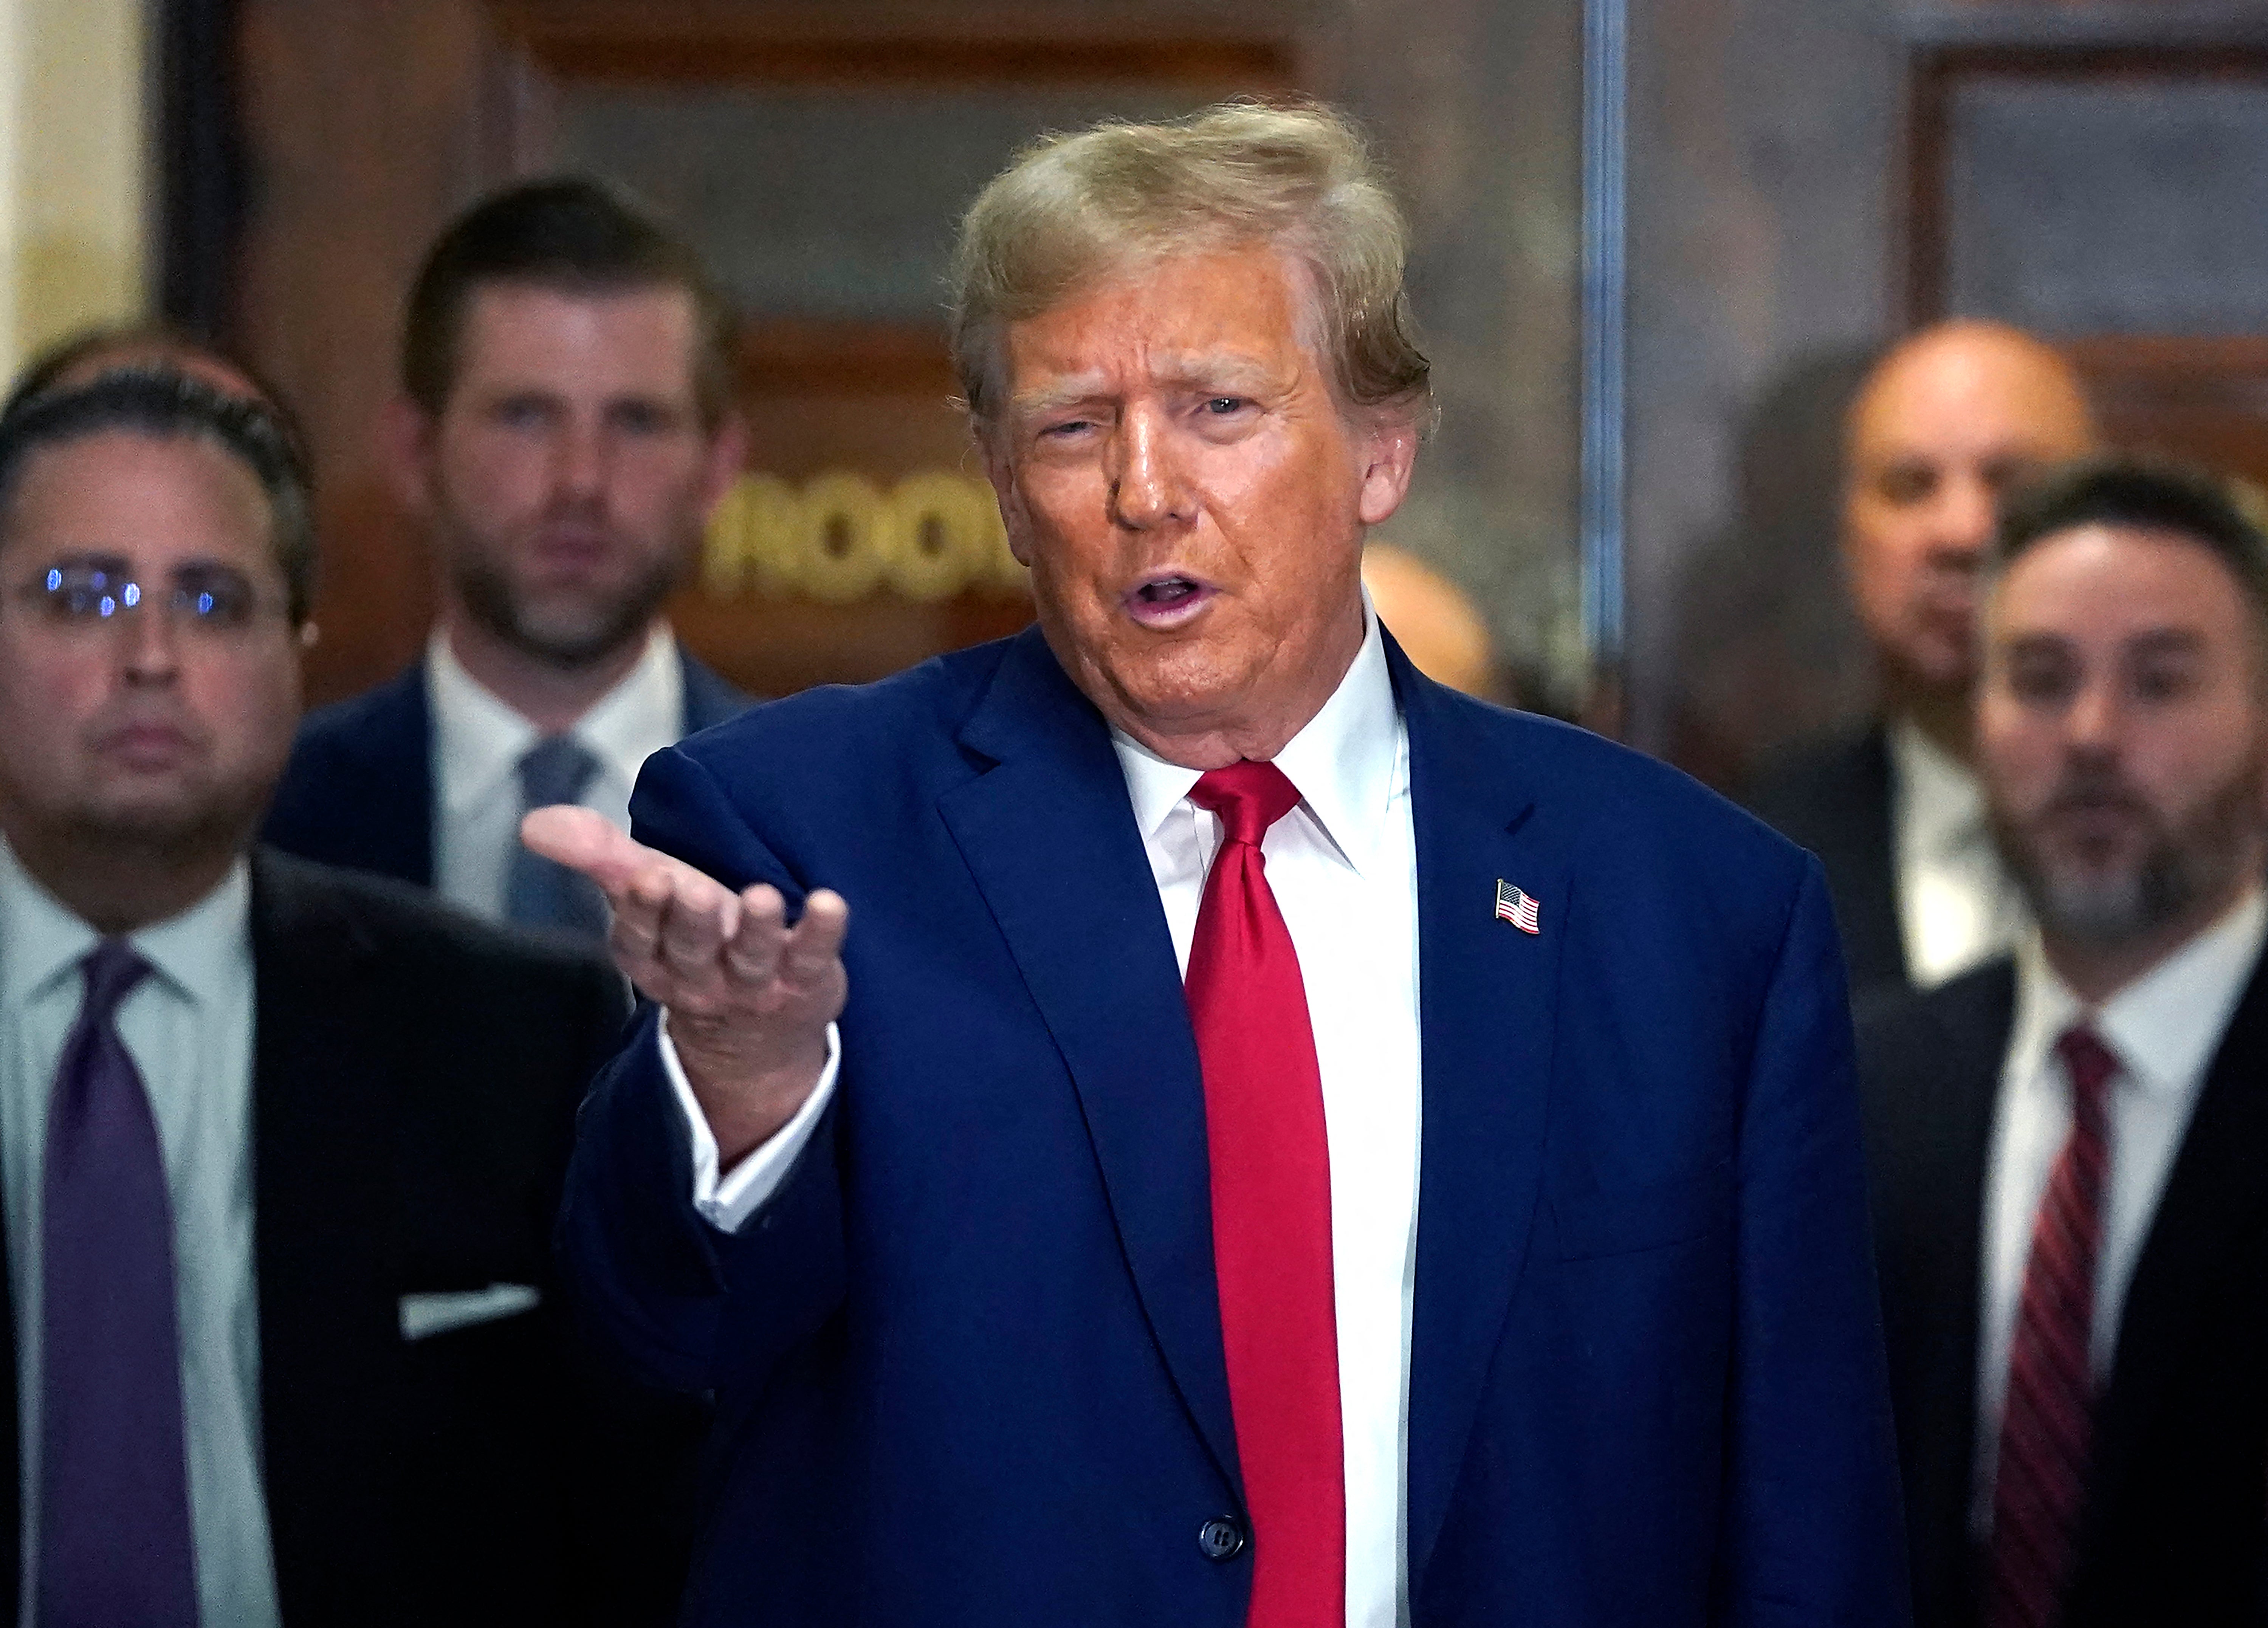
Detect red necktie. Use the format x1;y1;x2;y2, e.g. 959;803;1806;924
1987;1024;2119;1628
1184;761;1345;1627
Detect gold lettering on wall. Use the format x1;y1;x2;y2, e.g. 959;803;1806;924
704;471;1029;604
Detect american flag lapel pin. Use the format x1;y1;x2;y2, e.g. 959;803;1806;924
1494;879;1541;934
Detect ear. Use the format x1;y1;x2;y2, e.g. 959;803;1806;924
981;433;1039;568
1355;411;1419;528
378;396;438;520
695;410;752;520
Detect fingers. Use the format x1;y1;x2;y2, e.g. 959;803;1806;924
521;805;663;893
777;890;850;990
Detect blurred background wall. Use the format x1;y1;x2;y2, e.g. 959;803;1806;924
0;0;147;376
3;0;2265;791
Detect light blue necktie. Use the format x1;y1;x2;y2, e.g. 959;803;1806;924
505;735;609;940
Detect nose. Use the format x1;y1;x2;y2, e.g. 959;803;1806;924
555;415;606;503
119;593;182;686
1107;404;1192;531
2065;669;2123;754
1925;472;1998;567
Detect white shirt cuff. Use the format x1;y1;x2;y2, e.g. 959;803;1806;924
662;1012;841;1234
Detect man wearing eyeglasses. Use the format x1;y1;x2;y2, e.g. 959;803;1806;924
0;369;690;1625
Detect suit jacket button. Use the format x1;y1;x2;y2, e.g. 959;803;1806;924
1198;1516;1246;1561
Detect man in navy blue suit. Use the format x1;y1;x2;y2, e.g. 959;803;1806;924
530;104;1907;1626
263;178;749;938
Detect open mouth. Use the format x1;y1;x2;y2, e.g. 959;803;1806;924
1123;574;1217;626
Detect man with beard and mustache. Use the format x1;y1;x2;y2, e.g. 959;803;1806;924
264;178;751;940
1859;457;2268;1628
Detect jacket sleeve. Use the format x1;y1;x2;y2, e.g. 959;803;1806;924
1712;857;1912;1627
554;745;848;1397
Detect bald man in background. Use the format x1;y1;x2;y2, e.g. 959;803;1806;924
1360;544;1500;699
1747;320;2098;997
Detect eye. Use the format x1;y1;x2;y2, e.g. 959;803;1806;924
1205;397;1247;415
492;396;554;430
1038;418;1094;440
174;568;258;627
2005;655;2076;706
1875;465;1935;506
610;400;675;436
2130;661;2197;703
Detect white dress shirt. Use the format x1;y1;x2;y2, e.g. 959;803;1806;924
0;843;279;1628
428;622;683;922
1889;718;2026;988
670;609;1424;1628
1970;884;2267;1532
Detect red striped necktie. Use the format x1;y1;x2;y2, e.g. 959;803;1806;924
1184;761;1345;1627
1986;1023;2119;1628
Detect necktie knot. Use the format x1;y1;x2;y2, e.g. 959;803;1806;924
519;734;602;809
78;938;152;1025
2054;1024;2120;1131
1188;760;1302;847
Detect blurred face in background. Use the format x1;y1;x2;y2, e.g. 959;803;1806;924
399;280;742;671
987;244;1416;764
0;431;302;871
1979;523;2268;962
1844;323;2098;706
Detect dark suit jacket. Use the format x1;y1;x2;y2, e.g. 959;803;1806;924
0;851;694;1626
262;646;748;888
1746;723;1907;997
559;625;1907;1626
1860;955;2268;1628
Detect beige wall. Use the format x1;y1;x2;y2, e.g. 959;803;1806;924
0;0;147;377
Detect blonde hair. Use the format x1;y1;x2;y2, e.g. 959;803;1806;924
950;100;1432;433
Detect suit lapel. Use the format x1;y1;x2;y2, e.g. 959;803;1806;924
1873;965;2011;1621
935;629;1240;1488
1390;643;1563;1578
2088;945;2268;1526
248;853;402;1619
1841;728;1907;994
676;649;752;734
350;667;438;888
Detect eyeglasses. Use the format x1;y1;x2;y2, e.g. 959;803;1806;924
7;562;287;636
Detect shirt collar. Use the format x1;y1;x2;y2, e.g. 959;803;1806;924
1889;715;1991;862
1109;599;1404;875
2010;883;2268;1100
0;837;250;1011
428;622;682;813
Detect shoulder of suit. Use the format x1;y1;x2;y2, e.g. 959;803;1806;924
286;663;427;762
666;635;1016;771
1459;695;1817;883
1741;722;1886;822
1855;957;2015;1072
250;847;618;1000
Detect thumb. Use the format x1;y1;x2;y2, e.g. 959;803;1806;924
519;805;653;892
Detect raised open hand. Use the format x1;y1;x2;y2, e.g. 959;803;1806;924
522;805;848;1161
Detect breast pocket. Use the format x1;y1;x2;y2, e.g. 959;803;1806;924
1549;1166;1734;1261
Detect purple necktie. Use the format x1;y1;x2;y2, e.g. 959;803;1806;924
38;939;199;1627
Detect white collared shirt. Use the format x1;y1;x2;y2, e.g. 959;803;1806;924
427;622;683;922
672;609;1422;1628
1971;884;2268;1532
1890;718;2027;988
0;843;279;1627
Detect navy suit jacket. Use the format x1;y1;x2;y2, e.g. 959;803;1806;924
262;646;748;888
559;625;1907;1626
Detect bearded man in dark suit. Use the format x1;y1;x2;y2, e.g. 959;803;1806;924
1862;458;2268;1626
